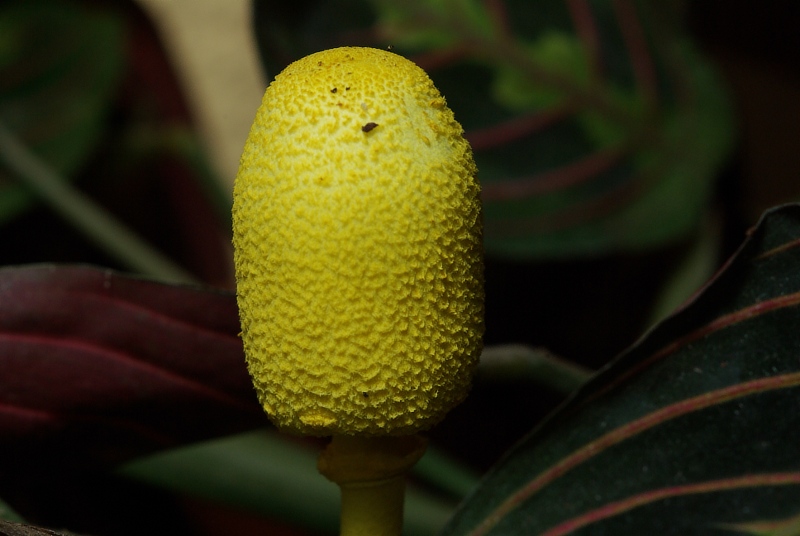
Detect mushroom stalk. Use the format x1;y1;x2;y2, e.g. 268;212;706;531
233;46;483;536
319;435;428;536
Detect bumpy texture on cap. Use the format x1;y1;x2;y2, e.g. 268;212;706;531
232;47;483;436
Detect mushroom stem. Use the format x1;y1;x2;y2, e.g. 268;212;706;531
339;474;406;536
318;435;428;536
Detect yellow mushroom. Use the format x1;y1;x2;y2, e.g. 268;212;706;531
232;46;483;535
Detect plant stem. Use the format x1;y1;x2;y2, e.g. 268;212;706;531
319;435;428;536
0;122;198;285
339;476;406;536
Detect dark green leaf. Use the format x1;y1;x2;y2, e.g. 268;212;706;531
443;203;800;535
0;1;124;223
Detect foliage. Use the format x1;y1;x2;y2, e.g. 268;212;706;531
0;0;123;224
254;0;734;258
1;1;798;536
443;203;800;535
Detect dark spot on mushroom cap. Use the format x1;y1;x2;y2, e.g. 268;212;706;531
331;88;337;93
362;122;379;133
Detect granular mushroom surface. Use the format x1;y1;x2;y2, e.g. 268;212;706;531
233;47;484;436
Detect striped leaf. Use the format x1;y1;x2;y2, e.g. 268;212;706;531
252;0;734;258
443;203;800;535
0;264;263;477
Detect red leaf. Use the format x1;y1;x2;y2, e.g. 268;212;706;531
0;264;263;475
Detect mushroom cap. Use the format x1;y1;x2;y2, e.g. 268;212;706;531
233;47;483;436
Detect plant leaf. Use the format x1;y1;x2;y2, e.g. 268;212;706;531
252;0;734;258
442;203;800;535
0;264;471;533
0;264;263;478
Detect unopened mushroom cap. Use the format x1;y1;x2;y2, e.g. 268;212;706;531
233;47;483;436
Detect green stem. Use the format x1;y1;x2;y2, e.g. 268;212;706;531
319;435;428;536
0;123;198;284
339;474;406;536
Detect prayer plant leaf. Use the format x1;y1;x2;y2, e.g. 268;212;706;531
0;264;462;534
0;1;124;223
0;264;263;479
251;0;734;259
442;203;800;535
